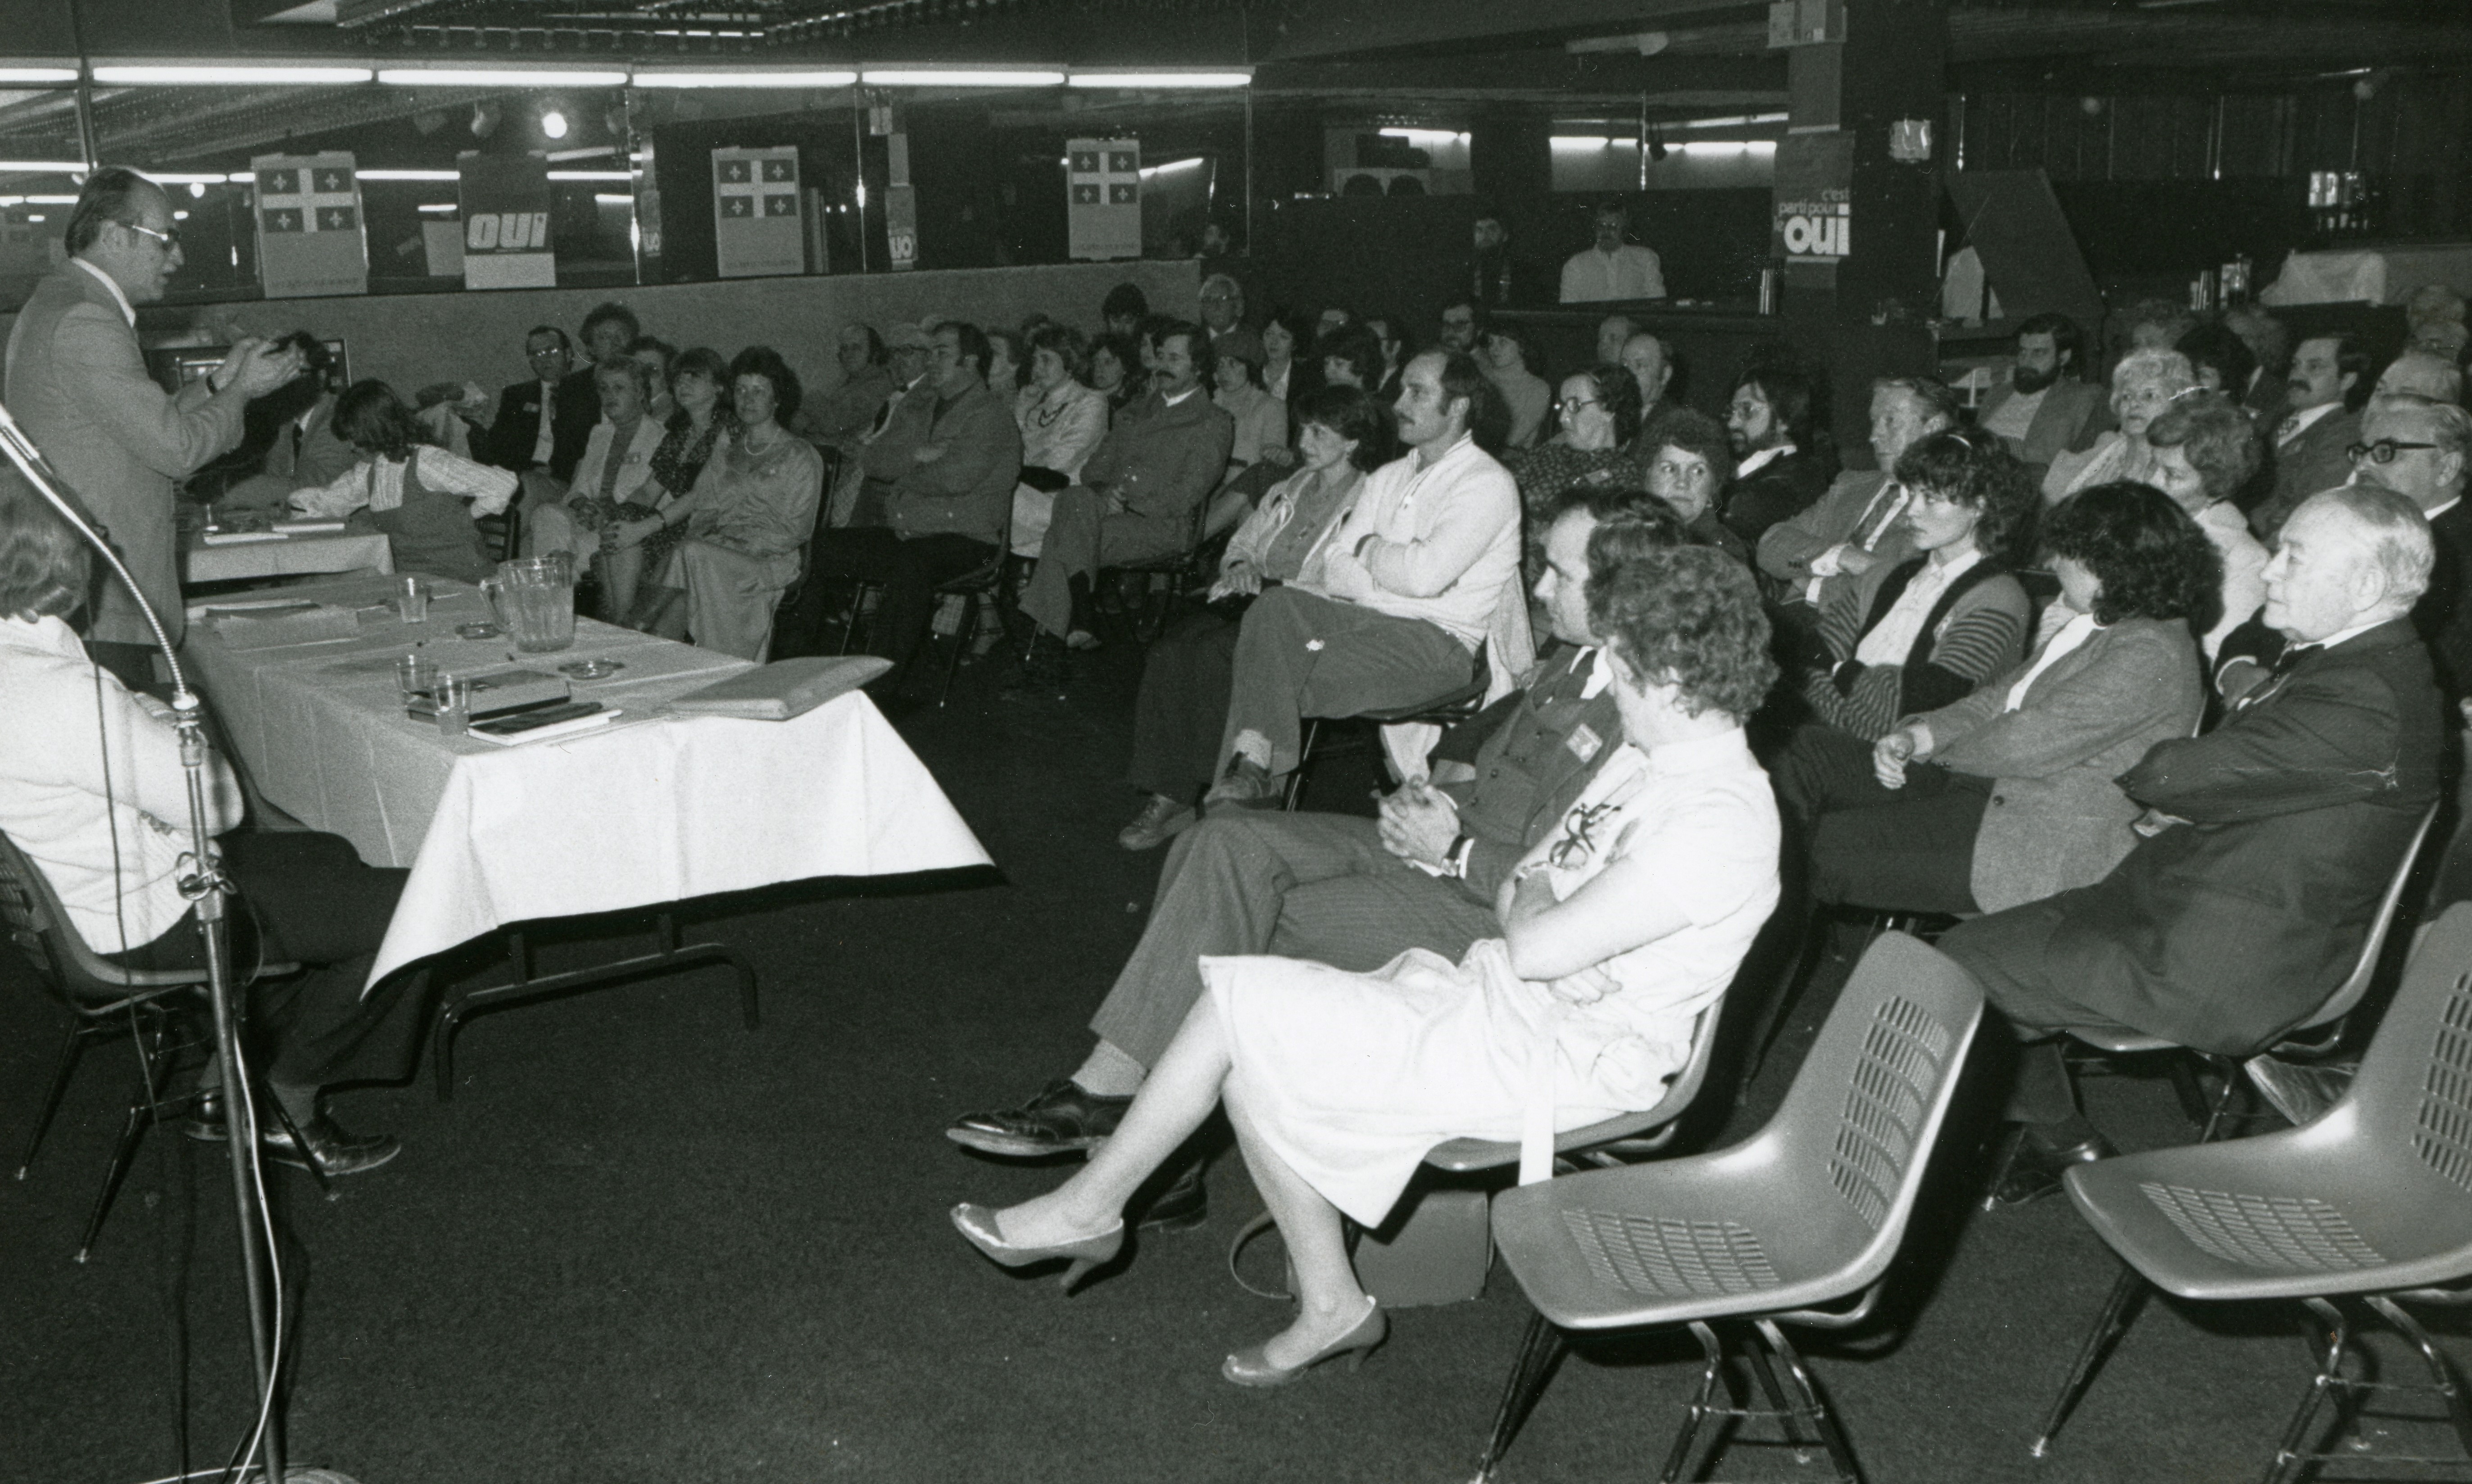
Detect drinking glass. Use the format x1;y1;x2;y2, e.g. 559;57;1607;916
434;674;474;737
395;575;431;624
395;653;438;703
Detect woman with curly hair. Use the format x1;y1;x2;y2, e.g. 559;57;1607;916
2142;389;2268;658
2043;347;2199;501
655;346;824;660
1796;428;2037;741
953;543;1779;1386
1780;481;2216;916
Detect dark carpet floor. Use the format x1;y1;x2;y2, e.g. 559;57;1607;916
4;637;2467;1484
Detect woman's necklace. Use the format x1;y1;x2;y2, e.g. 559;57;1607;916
739;423;787;457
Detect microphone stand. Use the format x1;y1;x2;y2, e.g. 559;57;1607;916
0;397;288;1483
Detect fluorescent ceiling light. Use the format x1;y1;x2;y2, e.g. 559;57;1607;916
1379;128;1470;147
93;63;374;85
1681;112;1787;129
1549;136;1615;149
547;170;631;182
145;172;229;185
1138;158;1205;178
0;159;86;173
416;203;457;213
1673;140;1777;156
859;68;1065;87
1068;71;1250;89
593;194;634;205
0;67;78;84
632;69;856;89
357;168;460;181
21;195;77;204
377;67;628;88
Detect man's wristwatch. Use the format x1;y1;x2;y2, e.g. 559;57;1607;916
1443;834;1476;879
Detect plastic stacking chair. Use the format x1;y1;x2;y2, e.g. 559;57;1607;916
1472;932;1986;1484
2035;801;2439;1147
2032;901;2472;1481
0;832;297;1262
1282;642;1492;811
1429;1000;1725;1178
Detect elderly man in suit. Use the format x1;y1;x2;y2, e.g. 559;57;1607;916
2;167;301;689
948;491;1688;1226
1756;376;1962;622
2250;332;2372;541
1008;321;1234;693
1976;313;2104;474
1945;484;2443;1205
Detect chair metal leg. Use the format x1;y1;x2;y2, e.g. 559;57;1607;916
2165;1052;2218;1128
1659;1322;1732;1484
2032;1261;2152;1456
16;1018;96;1180
75;1097;154;1264
939;592;977;707
1756;1320;1864;1484
1472;1309;1569;1483
2366;1294;2472;1472
1745;1323;1818;1465
2264;1297;2354;1484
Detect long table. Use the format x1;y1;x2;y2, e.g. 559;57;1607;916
182;570;991;988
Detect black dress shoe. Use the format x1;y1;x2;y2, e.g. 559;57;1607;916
947;1079;1131;1158
1987;1132;2116;1208
1137;1158;1209;1232
181;1095;398;1177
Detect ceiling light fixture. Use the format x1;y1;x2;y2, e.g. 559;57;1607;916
0;159;89;174
547;170;631;182
0;66;78;84
377;67;628;88
1067;71;1251;90
93;63;375;86
539;108;569;140
859;67;1066;88
632;68;857;89
358;168;460;181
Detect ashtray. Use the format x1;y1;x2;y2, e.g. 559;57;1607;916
456;622;503;640
557;658;624;680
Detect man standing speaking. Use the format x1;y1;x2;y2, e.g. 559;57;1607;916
5;166;301;687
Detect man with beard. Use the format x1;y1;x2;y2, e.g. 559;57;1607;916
1720;362;1833;544
1976;313;2102;471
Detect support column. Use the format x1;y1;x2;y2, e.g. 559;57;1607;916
1774;0;1949;455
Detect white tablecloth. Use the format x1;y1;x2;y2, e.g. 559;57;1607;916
2260;244;2472;307
182;572;991;986
182;529;396;585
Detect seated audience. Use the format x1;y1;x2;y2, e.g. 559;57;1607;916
526;357;669;618
2223;303;2294;425
1720;362;1833;543
1479;324;1552;451
216;332;354;516
1795;429;2036;740
2251;331;2372;540
1778;482;2214;918
807;326;895;452
1200;274;1252;362
292;380;513;584
1560;200;1667;302
2374;349;2465;407
1507;364;1643;527
1941;484;2442;1204
2117;297;2198;356
1435;295;1481;356
2142;391;2268;659
1642;410;1750;566
1102;282;1148;341
1260;310;1317;409
606;346;734;637
947;496;1688;1224
1011;324;1111;558
1759;376;1962;616
477;323;594;481
984;329;1025;403
629;336;679;424
1009;322;1234;690
0;473;424;1176
1119;385;1387;851
653;348;825;661
1594;313;1637;369
1979;313;2103;471
1366;313;1409;401
953;543;1773;1384
2043;348;2196;501
2175;320;2257;408
1200;351;1522;809
1316;322;1383;396
1087;333;1142;420
1619;330;1675;430
1213;334;1290;483
811;321;1021;693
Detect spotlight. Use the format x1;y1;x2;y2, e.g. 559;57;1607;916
540;108;569;140
188;181;205;198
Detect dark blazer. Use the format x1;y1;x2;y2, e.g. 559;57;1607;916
1975;618;2442;1054
1078;387;1235;529
1977;379;2104;471
1441;644;1624;900
2250;404;2363;541
1720;446;1835;546
882;379;1025;547
480;369;598;481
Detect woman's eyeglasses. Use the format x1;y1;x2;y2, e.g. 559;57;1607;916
2349;439;2441;465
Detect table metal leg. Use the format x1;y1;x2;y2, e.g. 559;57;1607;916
431;913;761;1101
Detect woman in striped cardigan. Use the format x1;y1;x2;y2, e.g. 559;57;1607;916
1796;429;2037;740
